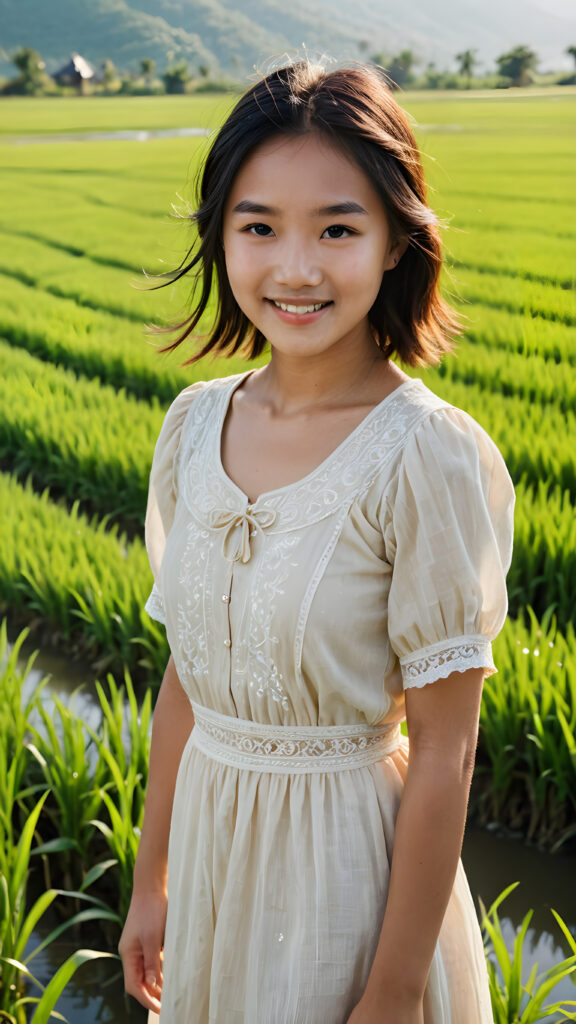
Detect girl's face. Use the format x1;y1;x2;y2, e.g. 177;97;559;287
222;132;398;361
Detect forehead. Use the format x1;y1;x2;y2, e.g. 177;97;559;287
225;132;382;211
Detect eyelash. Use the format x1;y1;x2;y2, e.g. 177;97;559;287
243;223;356;239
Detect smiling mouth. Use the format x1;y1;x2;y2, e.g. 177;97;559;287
268;299;332;314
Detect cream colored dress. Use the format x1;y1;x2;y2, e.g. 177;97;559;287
144;370;514;1024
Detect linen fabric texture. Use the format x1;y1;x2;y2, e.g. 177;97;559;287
144;371;514;1024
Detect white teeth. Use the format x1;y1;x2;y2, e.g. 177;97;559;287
272;301;327;314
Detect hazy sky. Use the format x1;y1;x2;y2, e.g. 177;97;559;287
532;0;576;18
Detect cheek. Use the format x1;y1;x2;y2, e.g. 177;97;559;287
339;243;387;299
224;238;261;296
224;245;250;299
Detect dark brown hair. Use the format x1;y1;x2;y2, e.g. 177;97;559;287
154;60;460;367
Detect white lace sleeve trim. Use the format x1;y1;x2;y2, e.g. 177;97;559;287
145;583;166;625
400;635;496;689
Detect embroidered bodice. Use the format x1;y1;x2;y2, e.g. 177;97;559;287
144;371;514;728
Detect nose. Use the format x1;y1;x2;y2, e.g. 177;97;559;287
271;237;323;290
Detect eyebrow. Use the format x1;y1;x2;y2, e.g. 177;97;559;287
231;200;369;216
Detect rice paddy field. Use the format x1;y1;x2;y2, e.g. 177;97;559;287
1;87;575;1020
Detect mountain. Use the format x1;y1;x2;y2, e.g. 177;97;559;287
0;0;574;78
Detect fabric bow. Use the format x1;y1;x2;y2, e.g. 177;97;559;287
209;505;277;563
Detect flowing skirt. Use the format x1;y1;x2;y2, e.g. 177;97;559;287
147;711;492;1024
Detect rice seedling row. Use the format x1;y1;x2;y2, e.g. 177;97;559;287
424;335;576;415
0;471;169;679
436;195;575;242
0;230;167;324
507;478;576;629
0;270;232;395
479;607;576;851
446;235;575;287
448;268;576;331
0;339;164;520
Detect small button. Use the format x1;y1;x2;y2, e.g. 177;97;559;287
224;638;232;648
221;594;229;603
246;504;253;513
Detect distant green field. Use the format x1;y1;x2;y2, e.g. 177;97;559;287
0;89;575;849
0;92;237;134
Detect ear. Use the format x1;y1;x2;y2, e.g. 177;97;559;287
385;236;410;271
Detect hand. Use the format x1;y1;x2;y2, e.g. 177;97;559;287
118;890;168;1013
346;988;425;1024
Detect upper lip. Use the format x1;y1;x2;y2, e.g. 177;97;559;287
267;298;332;305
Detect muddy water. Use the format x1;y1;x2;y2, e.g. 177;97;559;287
11;632;576;1019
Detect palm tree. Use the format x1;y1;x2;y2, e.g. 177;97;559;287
566;46;576;69
455;49;478;89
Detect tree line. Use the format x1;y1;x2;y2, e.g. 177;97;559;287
361;44;576;90
0;53;234;96
3;43;576;97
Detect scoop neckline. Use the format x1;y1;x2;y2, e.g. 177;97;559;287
214;369;423;507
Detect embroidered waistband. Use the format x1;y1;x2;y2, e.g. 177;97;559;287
190;701;401;774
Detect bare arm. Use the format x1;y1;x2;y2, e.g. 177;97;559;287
119;654;195;1012
349;667;484;1023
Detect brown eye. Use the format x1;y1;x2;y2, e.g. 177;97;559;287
322;225;353;239
247;223;273;236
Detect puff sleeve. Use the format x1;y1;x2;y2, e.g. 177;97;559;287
382;406;515;689
144;382;205;624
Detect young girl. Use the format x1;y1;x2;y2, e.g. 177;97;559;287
119;61;514;1024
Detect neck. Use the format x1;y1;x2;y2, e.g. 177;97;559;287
255;333;390;415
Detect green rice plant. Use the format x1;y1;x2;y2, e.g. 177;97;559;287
0;620;48;803
0;791;119;1023
26;695;107;890
0;272;250;402
0;339;163;520
93;670;152;824
481;883;576;1023
446;229;575;288
79;672;153;916
435;192;574;246
0;229;173;324
11;949;118;1024
454;300;575;365
0;473;168;677
0;194;179;275
89;757;145;921
551;912;576;969
479;609;576;848
446;267;576;331
423;337;576;415
0;738;30;890
508;478;576;628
